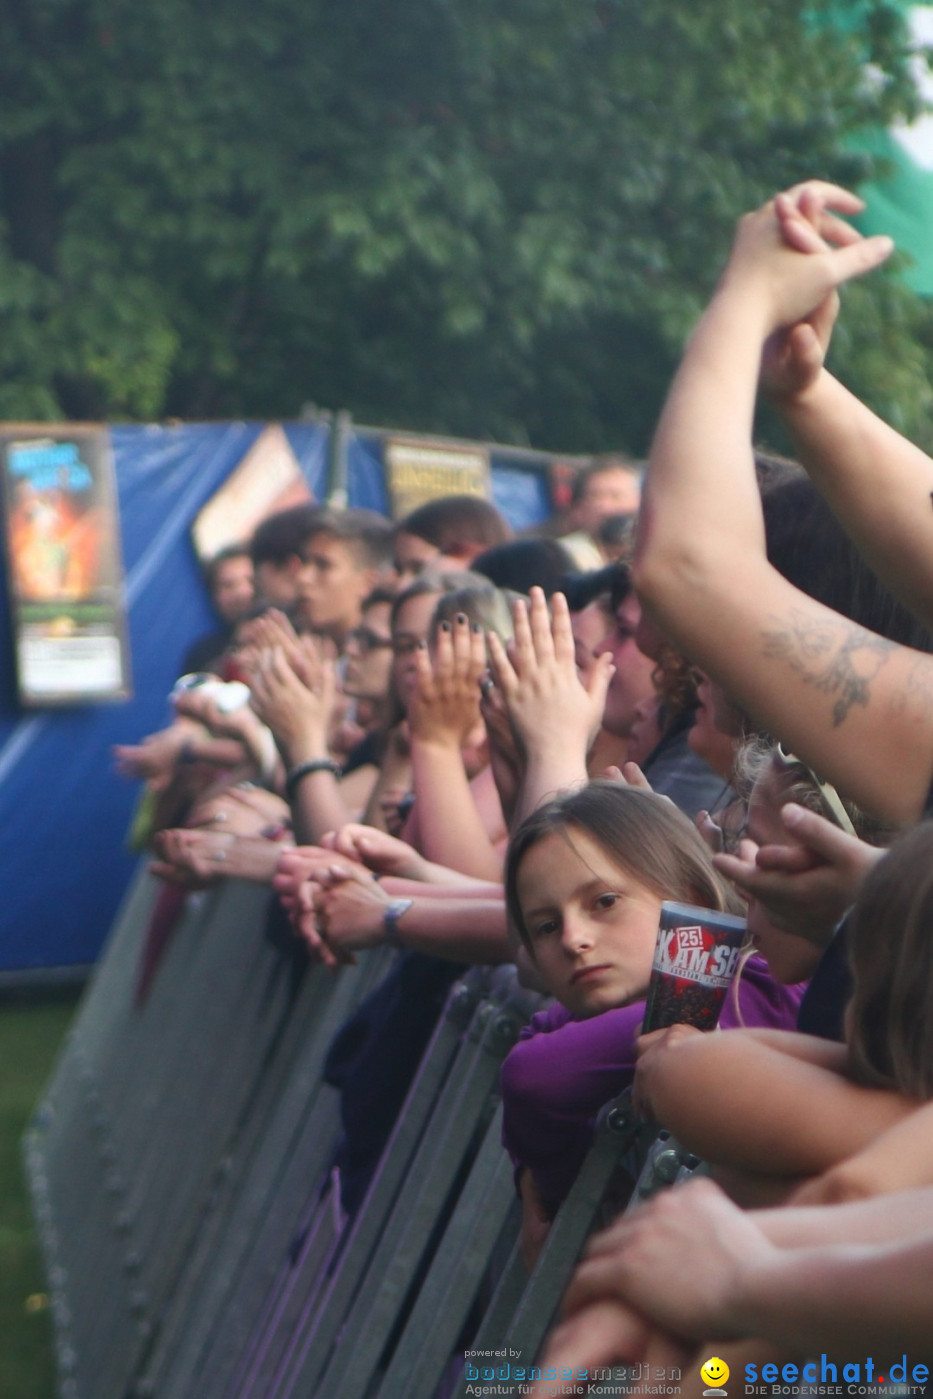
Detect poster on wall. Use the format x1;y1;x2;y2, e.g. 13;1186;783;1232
191;423;312;563
0;424;132;706
384;437;491;519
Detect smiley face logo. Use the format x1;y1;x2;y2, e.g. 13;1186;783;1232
701;1357;730;1393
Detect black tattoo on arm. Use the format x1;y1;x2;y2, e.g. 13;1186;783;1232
761;610;895;727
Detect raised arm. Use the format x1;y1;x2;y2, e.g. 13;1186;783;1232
765;189;933;631
634;184;933;824
249;644;356;844
486;588;613;823
406;614;505;880
776;371;933;631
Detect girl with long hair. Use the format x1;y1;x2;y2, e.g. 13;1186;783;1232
499;780;802;1262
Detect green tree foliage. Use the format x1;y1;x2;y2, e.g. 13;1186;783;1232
1;0;932;450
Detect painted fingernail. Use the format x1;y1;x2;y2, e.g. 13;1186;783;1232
472;622;482;634
440;621;451;632
456;612;467;624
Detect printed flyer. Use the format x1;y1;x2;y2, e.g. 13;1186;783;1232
1;425;131;704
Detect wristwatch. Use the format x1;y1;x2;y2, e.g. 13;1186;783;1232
383;898;414;949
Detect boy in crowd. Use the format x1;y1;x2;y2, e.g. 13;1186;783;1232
297;509;395;648
251;502;324;610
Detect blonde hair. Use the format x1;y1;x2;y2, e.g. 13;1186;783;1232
734;736;892;846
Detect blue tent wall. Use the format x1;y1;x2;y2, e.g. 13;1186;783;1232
0;423;329;975
0;422;551;975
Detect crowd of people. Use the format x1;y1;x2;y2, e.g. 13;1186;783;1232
114;180;933;1391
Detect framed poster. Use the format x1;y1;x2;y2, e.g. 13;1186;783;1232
1;425;132;705
384;437;491;519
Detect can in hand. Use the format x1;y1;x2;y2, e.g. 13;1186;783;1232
641;901;747;1033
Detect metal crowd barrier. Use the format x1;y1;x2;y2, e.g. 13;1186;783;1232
25;866;391;1399
27;866;681;1399
222;967;498;1399
450;1089;655;1399
274;969;539;1399
146;938;395;1399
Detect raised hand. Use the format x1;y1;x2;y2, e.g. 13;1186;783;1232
604;761;654;791
760;289;840;403
721;182;893;336
486;587;615;818
774;182;866;254
249;643;337;761
758;181;862;402
407;613;486;748
487;588;614;760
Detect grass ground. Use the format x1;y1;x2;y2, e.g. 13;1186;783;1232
0;995;79;1399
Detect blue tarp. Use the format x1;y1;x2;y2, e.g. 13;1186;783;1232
0;422;551;974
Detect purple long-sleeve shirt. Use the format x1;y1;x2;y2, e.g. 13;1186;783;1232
500;953;805;1213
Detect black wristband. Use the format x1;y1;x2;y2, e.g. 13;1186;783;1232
285;758;342;799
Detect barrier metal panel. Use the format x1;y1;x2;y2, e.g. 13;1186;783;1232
155;947;396;1399
229;968;496;1399
293;973;535;1399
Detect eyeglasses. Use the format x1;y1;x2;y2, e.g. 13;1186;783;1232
774;743;857;837
347;627;393;656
